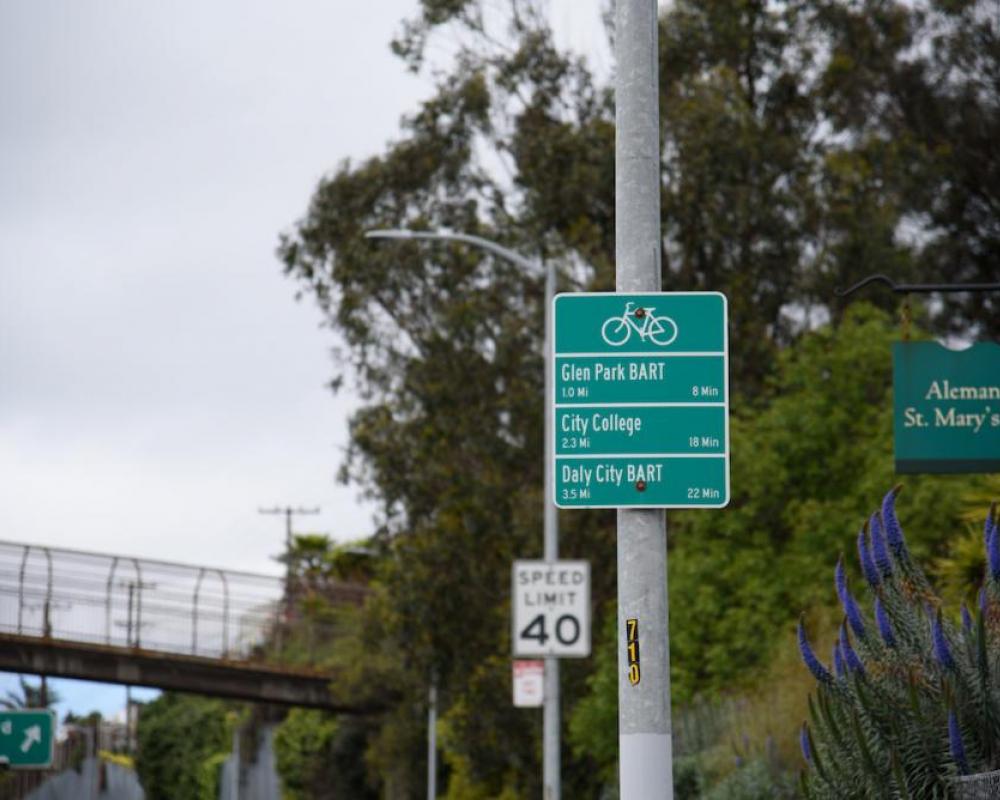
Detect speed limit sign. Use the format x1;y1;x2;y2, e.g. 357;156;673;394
512;560;590;657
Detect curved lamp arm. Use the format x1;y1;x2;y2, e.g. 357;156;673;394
365;228;540;275
836;273;1000;297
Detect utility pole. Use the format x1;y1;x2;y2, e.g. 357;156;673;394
126;686;133;753
258;506;320;603
116;578;155;648
615;1;673;799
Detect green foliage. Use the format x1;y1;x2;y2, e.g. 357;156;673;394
569;308;987;791
1;676;58;709
702;759;797;799
799;496;1000;797
668;305;981;699
135;693;234;800
274;709;377;800
934;524;987;612
274;709;338;800
674;756;705;800
567;607;618;787
64;710;103;725
199;752;229;800
278;0;999;794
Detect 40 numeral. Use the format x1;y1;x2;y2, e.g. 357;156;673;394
519;613;581;647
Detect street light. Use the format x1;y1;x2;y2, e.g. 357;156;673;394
365;228;561;800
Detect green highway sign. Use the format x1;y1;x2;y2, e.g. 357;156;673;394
0;709;55;769
557;355;725;404
556;406;725;455
894;341;1000;474
552;292;730;508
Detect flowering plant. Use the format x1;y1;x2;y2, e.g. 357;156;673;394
798;487;999;797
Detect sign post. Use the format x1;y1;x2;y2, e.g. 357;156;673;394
615;1;674;797
894;341;1000;473
542;255;561;800
0;709;55;769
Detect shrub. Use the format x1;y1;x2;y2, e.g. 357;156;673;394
673;755;703;799
135;693;232;800
703;759;797;799
798;487;999;797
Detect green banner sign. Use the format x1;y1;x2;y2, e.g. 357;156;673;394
552;292;730;508
893;341;1000;474
0;709;55;769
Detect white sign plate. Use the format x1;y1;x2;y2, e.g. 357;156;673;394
512;660;545;707
512;560;591;657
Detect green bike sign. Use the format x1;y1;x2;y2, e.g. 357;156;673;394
0;709;55;769
552;292;730;508
894;341;1000;474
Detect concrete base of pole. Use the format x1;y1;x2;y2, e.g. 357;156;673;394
620;733;672;799
617;510;672;800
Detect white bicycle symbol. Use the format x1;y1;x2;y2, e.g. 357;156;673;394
600;302;678;347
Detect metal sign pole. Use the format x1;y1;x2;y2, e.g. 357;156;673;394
615;1;673;798
543;256;561;800
428;681;438;799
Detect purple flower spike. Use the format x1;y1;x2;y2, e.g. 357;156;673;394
984;507;996;547
882;486;909;559
798;618;833;684
800;723;812;762
835;557;848;604
875;597;896;647
834;556;866;638
870;512;893;579
961;604;973;633
932;614;956;670
840;624;864;674
857;526;880;589
844;592;866;640
833;642;846;678
989;525;1000;582
949;711;970;775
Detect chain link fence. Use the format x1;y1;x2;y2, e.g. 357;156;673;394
0;539;361;666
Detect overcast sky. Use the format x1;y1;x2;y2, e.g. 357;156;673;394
0;1;442;576
0;0;609;718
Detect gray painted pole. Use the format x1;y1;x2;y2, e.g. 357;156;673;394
615;1;673;799
428;681;438;799
365;228;560;800
543;255;560;800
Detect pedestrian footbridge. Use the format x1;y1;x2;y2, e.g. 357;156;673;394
0;540;371;712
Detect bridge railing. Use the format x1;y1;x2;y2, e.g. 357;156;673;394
0;540;361;667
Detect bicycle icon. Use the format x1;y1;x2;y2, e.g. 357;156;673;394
600;302;678;347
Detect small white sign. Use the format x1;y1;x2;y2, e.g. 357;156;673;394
513;660;544;707
512;560;590;657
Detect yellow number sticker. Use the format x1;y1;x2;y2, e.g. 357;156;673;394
626;617;640;685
